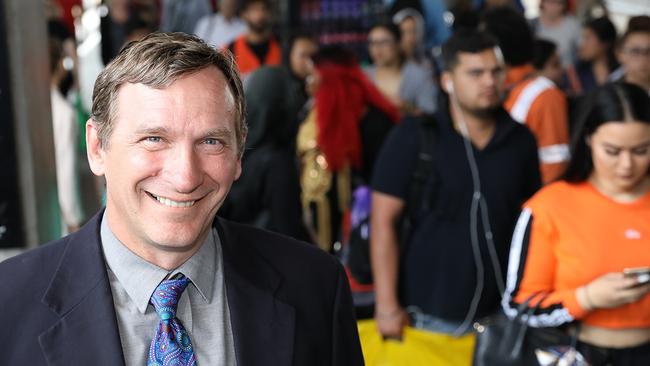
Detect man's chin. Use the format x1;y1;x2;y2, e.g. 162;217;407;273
470;105;500;119
146;229;208;253
249;23;269;34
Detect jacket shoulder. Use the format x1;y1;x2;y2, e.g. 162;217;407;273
221;218;339;267
218;218;343;284
0;237;70;294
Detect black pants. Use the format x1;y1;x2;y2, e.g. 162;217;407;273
577;340;650;366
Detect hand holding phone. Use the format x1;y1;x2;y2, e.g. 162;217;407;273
623;267;650;287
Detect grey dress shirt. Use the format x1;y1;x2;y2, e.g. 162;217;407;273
100;213;236;365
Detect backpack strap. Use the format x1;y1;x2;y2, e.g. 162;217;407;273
400;115;439;250
407;114;439;221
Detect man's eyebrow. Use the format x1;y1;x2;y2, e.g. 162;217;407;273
134;126;170;136
203;127;233;138
466;65;503;73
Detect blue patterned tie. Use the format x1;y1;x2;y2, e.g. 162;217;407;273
147;275;197;366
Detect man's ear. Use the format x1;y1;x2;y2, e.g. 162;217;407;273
235;158;242;181
234;130;247;181
441;72;453;94
86;119;106;177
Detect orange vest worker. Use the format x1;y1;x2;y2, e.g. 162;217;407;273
231;35;282;79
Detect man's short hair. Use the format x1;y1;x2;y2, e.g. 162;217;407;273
532;38;557;70
242;0;270;11
289;31;318;49
619;15;650;46
481;6;534;66
91;32;246;155
441;29;498;71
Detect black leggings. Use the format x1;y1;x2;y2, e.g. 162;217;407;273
577;340;650;366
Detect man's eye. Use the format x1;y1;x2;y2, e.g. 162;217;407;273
205;138;221;146
145;136;162;143
633;148;649;156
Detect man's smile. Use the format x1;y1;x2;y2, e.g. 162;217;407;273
146;191;203;208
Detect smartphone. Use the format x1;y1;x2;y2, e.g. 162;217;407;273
623;266;650;286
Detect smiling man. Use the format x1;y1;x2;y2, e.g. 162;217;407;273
0;33;362;366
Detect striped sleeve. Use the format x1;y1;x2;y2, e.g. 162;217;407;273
529;88;570;184
502;207;589;327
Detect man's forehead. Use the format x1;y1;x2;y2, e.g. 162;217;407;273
455;49;501;69
111;68;237;129
116;67;235;110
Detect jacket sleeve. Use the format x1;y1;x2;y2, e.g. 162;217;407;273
528;89;570;184
331;262;365;366
502;206;589;328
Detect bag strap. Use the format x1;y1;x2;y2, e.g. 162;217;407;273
509;292;548;357
411;115;438;216
508;292;581;358
400;115;439;252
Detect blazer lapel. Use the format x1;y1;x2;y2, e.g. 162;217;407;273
217;219;295;366
39;211;125;366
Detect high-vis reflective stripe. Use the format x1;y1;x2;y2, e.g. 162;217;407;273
539;144;570;164
509;76;554;123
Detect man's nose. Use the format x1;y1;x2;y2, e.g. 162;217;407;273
167;145;203;193
483;72;498;87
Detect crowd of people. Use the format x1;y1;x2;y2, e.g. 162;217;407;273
40;0;650;365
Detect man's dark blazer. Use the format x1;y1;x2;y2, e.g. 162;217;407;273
0;210;364;365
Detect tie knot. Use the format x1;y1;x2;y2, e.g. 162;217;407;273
150;275;190;321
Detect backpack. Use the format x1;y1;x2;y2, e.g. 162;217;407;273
342;115;439;291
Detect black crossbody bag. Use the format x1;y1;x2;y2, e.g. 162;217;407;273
473;293;588;366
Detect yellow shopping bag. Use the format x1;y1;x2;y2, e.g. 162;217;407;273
358;319;476;366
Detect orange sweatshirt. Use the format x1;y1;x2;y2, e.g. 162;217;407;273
504;76;570;184
503;181;650;329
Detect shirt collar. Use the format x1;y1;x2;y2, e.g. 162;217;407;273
505;64;536;89
436;103;514;151
100;212;218;313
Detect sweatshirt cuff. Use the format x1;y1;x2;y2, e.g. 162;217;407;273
563;289;589;320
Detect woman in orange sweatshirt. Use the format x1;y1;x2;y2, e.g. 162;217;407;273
504;82;650;365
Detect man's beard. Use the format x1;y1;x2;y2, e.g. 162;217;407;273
469;105;500;119
248;20;269;34
457;100;500;119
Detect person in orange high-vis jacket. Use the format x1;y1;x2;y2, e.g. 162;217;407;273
226;0;281;82
483;7;570;184
504;74;570;183
230;35;281;78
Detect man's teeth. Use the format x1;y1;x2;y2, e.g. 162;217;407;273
153;195;196;208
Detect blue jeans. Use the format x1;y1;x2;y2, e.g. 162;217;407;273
406;306;473;336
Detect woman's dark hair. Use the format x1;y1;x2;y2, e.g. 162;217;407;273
583;16;619;70
368;22;404;66
584;16;617;45
312;45;358;67
563;82;650;182
532;38;557;70
369;22;402;43
540;0;568;14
